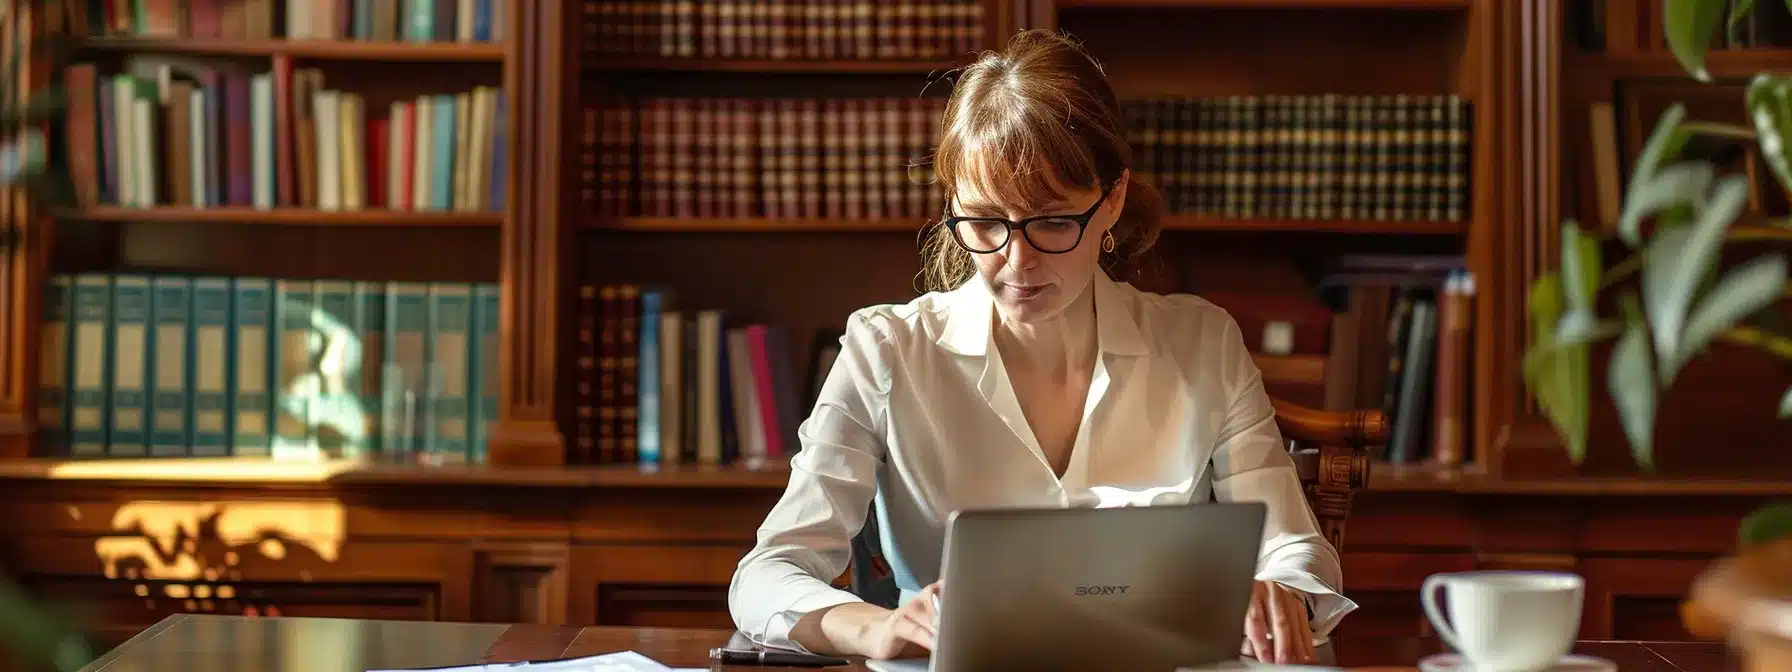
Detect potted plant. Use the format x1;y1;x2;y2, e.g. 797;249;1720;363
1521;0;1792;669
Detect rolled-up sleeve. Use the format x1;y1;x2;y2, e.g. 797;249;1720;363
728;312;892;652
1207;319;1358;642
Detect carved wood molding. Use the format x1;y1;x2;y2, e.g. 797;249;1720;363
473;542;571;625
491;0;568;466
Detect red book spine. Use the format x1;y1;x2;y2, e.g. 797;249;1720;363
367;116;388;208
396;103;415;210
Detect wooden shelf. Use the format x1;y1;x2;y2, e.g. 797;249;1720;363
1367;461;1792;495
82;37;506;62
586;217;931;232
1057;0;1469;8
1565;48;1792;80
587;216;1460;235
582;57;962;74
1161;214;1463;234
61;206;504;227
12;455;1789;497
0;457;793;489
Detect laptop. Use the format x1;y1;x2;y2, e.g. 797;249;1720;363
867;501;1306;671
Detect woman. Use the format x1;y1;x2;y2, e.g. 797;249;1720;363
727;29;1353;666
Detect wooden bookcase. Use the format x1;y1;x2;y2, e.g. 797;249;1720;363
0;0;1786;655
0;0;574;468
1504;0;1792;480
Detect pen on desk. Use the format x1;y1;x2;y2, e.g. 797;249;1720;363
709;647;850;668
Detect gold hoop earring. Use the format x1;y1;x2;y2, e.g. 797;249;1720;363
1101;231;1117;254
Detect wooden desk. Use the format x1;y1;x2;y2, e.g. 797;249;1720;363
76;614;1738;671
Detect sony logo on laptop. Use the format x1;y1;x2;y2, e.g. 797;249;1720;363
1073;585;1130;596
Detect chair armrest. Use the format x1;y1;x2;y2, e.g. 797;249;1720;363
1269;398;1389;446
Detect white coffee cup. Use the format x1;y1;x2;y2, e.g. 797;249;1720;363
1421;571;1584;672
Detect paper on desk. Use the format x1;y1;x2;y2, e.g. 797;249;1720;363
366;650;706;672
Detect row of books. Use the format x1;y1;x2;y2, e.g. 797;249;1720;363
1124;94;1474;224
1322;258;1475;466
1205;255;1475;467
581;0;984;61
38;273;501;464
81;0;508;44
570;284;812;467
64;56;508;212
583;96;946;220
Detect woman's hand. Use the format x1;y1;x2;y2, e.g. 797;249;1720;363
854;581;941;659
1240;579;1316;665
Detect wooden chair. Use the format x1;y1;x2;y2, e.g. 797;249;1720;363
1270;397;1388;552
847;397;1388;606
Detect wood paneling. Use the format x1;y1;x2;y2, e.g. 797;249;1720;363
0;473;1774;648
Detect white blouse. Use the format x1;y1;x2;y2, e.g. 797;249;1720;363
727;274;1357;652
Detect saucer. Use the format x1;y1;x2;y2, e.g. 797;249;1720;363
1417;653;1617;672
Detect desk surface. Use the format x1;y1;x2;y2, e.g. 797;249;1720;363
77;614;1739;671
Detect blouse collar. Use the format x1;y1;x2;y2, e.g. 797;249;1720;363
934;272;1149;358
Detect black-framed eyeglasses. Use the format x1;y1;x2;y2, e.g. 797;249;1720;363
942;186;1113;254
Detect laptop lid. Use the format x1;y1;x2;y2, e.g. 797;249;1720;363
931;502;1268;672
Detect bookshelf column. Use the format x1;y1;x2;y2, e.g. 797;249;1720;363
1487;0;1568;478
0;0;55;459
490;0;571;467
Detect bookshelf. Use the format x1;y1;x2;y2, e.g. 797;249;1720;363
1506;0;1792;480
63;206;505;227
9;0;538;467
564;0;1498;473
83;37;508;62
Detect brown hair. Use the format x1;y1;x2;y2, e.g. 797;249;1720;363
917;29;1165;293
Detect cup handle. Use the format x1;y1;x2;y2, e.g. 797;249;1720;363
1420;575;1464;654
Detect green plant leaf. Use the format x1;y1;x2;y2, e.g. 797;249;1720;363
1620;162;1715;245
1641;175;1750;381
1524;308;1622;384
1609;293;1657;470
1667;255;1789;380
0;579;94;672
1526;272;1592;463
1619;105;1692;245
1739;501;1792;547
1746;74;1792;199
1781;385;1792;418
1728;0;1757;42
1664;0;1727;81
1561;220;1603;313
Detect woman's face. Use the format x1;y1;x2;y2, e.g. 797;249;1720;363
952;169;1129;324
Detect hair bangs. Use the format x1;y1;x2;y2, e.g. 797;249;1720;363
936;102;1100;216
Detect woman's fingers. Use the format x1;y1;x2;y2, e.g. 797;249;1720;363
1266;584;1302;664
1244;581;1273;661
912;602;937;637
1264;584;1316;664
894;611;937;651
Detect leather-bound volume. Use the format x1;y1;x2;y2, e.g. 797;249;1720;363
1430;270;1474;466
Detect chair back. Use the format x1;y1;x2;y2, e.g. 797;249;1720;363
1271;398;1388;551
